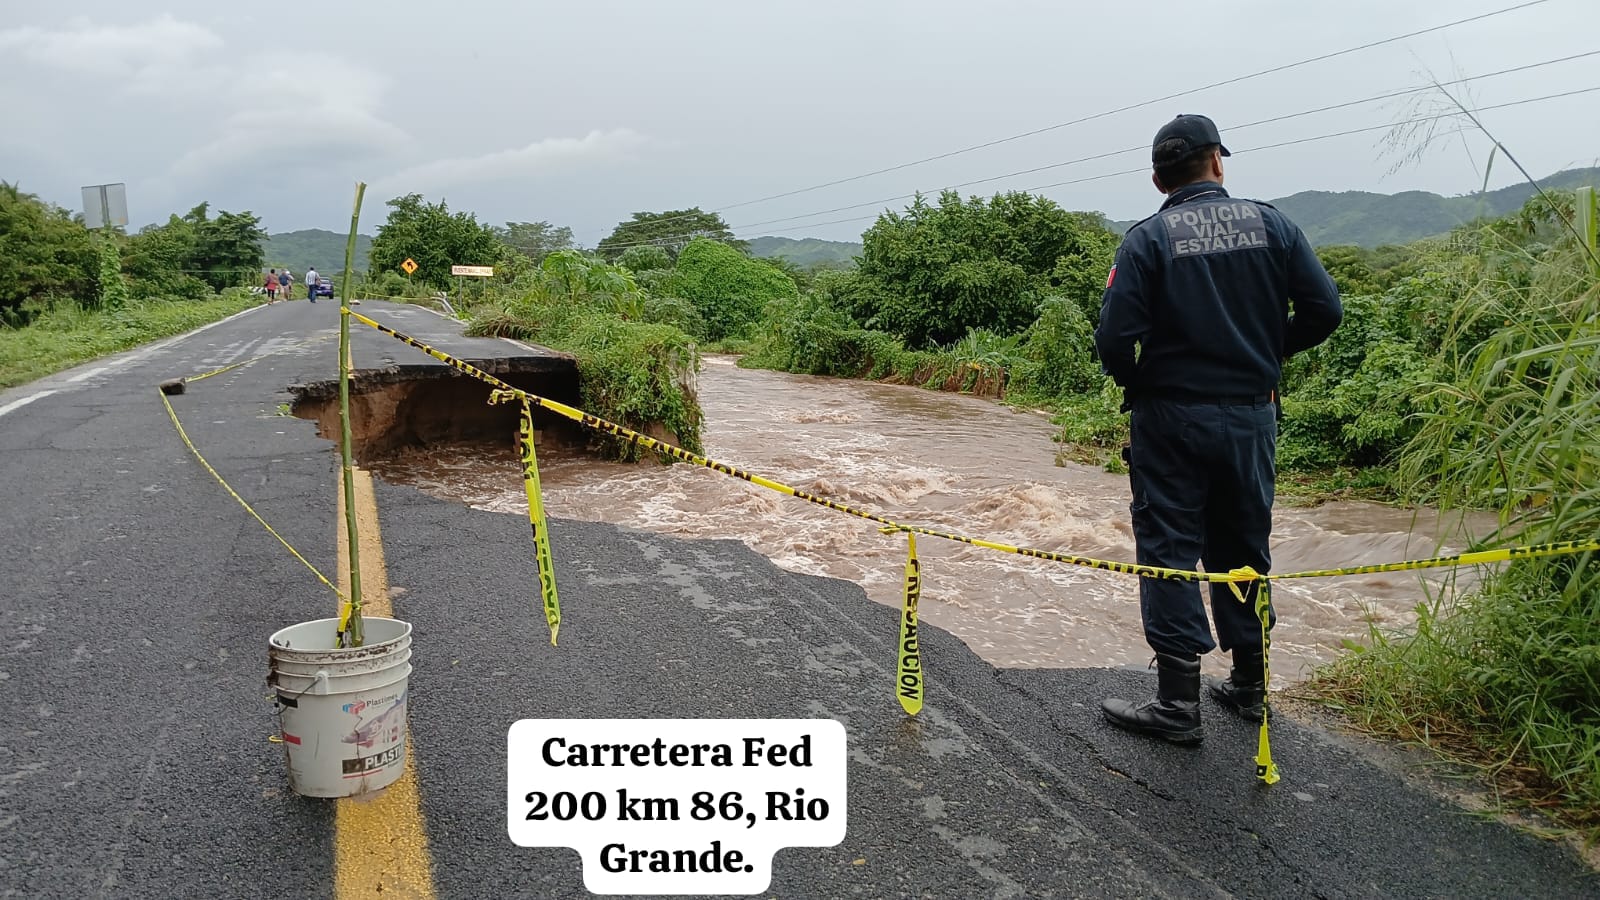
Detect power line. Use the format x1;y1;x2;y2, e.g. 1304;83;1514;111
732;85;1600;238
598;0;1555;240
597;73;1598;252
715;0;1555;211
713;49;1599;235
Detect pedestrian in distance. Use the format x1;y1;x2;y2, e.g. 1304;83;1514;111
280;267;293;300
305;267;319;304
264;269;279;303
1093;114;1343;744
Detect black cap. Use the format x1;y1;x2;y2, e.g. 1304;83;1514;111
1152;114;1231;165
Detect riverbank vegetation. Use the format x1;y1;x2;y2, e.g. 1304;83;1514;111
467;250;703;459
1304;209;1600;840
0;183;267;387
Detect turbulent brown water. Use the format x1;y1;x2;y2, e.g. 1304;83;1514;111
369;356;1493;684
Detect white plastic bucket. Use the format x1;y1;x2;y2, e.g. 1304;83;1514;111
268;617;413;798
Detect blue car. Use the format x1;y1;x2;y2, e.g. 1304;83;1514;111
313;277;335;299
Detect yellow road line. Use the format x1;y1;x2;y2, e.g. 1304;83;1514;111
333;459;436;898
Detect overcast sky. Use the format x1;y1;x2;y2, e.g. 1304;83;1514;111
4;1;1597;246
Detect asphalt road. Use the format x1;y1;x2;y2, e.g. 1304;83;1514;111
1;300;1594;899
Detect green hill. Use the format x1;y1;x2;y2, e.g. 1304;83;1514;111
1111;167;1600;247
747;236;861;268
262;229;373;274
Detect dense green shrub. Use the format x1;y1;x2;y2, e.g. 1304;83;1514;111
618;245;673;274
470;294;703;460
669;239;798;341
641;296;705;338
1008;296;1100;400
96;238;129;311
853;191;1117;347
122;203;266;294
0;183;99;325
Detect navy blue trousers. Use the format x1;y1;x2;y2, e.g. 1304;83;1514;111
1128;397;1277;657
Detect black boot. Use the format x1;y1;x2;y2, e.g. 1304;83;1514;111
1208;650;1266;722
1101;652;1202;744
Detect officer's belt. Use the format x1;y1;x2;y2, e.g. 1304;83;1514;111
1133;389;1274;405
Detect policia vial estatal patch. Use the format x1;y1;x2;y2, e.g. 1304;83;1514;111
1162;200;1269;257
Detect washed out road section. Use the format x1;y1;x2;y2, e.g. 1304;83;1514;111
0;301;1592;898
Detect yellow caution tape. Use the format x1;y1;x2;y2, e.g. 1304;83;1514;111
161;388;348;610
348;310;1600;584
896;532;923;716
184;358;255;384
1251;538;1600;580
348;310;1600;784
490;390;561;646
159;338;354;629
1227;575;1279;785
1254;580;1280;786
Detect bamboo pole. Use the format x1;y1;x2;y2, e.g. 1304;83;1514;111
338;182;368;648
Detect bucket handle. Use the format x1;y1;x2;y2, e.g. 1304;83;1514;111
272;670;332;709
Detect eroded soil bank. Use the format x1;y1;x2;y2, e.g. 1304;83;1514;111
288;359;591;464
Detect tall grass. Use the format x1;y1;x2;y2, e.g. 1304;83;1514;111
0;290;258;389
1310;231;1600;836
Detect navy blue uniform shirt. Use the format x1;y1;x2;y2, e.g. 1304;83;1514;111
1094;182;1342;402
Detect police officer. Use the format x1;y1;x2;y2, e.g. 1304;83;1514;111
1094;114;1342;743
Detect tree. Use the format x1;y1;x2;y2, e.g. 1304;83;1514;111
617;245;673;274
668;238;798;340
754;255;815;293
121;203;263;297
124;213;205;299
193;208;266;291
597;208;745;261
853;190;1119;347
0;183;98;321
494;220;574;264
369;194;507;288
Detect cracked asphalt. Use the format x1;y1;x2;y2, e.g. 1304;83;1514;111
0;300;1594;898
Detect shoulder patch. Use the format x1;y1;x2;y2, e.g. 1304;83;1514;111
1105;263;1117;288
1161;199;1271;258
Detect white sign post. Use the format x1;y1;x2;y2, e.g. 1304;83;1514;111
81;183;128;230
447;265;495;315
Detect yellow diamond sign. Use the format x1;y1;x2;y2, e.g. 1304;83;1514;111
401;258;418;275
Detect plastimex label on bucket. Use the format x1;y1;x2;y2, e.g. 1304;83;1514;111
344;742;404;776
343;691;401;716
340;692;407;778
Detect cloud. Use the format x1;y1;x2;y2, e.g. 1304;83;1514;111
0;16;416;202
371;129;654;196
166;56;414;183
0;14;222;85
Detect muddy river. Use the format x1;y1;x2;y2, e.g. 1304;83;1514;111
369;356;1492;683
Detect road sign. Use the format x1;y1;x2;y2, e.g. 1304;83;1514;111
401;258;418;275
451;265;494;277
81;183;128;230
